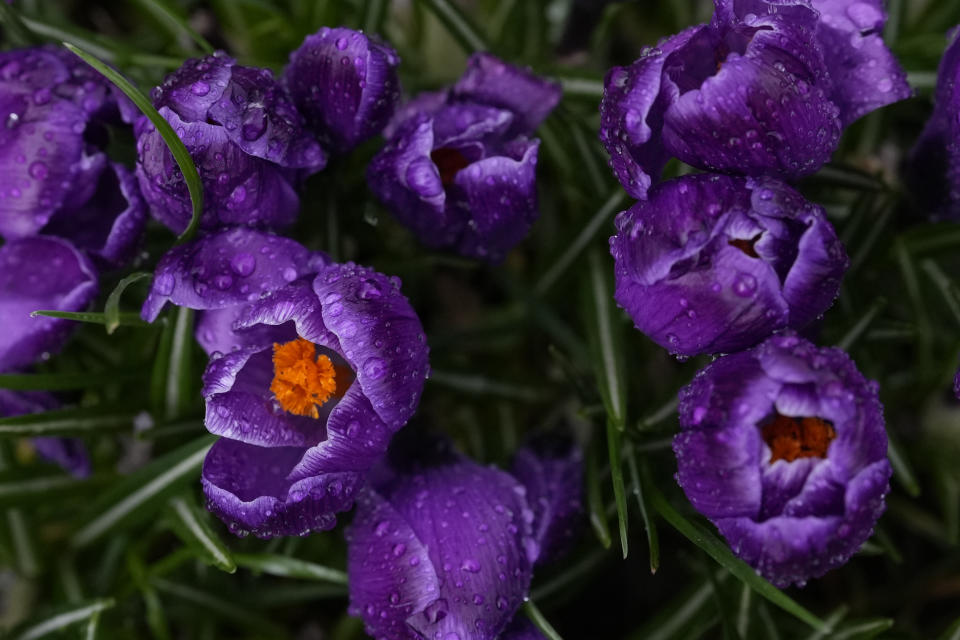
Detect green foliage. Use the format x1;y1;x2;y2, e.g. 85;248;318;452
0;0;958;638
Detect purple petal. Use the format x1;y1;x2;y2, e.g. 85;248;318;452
511;435;584;564
598;26;702;200
33;437;91;478
201;438;360;538
348;449;536;640
151;51;235;123
140;228;321;322
135;108;300;234
501;617;547;640
0;237;97;371
285;27;401;153
452;53;561;134
43;159;147;268
0;91;86;238
810;0;911;126
383;89;449;140
195;305;294;356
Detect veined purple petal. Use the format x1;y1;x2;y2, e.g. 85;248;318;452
0;237;97;371
674;333;890;587
610;174;846;357
452;53;561;135
285;27;401;153
140;228;323;322
347;445;536;640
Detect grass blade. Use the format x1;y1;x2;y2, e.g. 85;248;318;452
0;409;134;437
627;448;660;573
585;249;627;428
362;0;390;34
151;578;287;638
0;371;140;391
167;494;237;573
104;272;153;334
535;188;627;296
939;616;960;640
649;486;828;633
130;0;214;53
30;309;149;328
71;435;214;548
0;3;37;46
0;474;107;508
586;442;612;549
164;306;195;420
233;553;348;584
523;600;564;640
832;619;895;640
606;419;629;558
62;43;204;244
418;0;489;53
887;431;921;497
10;599;115;640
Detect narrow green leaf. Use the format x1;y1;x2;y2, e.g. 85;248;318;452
71;435;215;548
606;419;629;558
938;616;960;640
130;0;214;53
627;449;660;573
7;508;39;578
887;431;921;497
62;43;204;244
151;311;176;413
83;612;101;640
233;553;349;584
167;495;237;573
104;272;152;334
585;249;627;428
808;163;888;192
257;583;349;606
523;600;564;640
164;306;195;420
585;443;612;549
535;189;627;296
555;74;604;99
10;599;115;640
921;259;960;327
30;309;149;328
0;408;134;437
836;298;887;351
530;548;606;602
831;619;895;640
127;551;172;640
418;0;489;52
361;0;390;34
803;605;848;640
633;576;724;640
428;369;544;401
649;486;828;633
0;371;140;391
735;584;752;639
151;578;287;638
0;473;107;508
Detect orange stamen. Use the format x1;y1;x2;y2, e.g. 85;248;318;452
761;413;836;463
270;338;348;418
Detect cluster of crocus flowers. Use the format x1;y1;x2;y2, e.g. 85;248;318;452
347;435;582;640
0;45;151;476
602;0;906;586
368;53;561;262
599;0;910;199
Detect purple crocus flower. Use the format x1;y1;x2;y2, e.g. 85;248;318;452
195;261;429;538
0;390;91;478
609;174;848;357
600;0;910;199
907;26;960;220
284;27;401;154
673;333;891;587
0;236;98;372
347;440;537;640
369;53;559;262
0;47;146;264
136;52;327;234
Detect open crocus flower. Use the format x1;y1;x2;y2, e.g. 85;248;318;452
0;47;146;264
907;26;960;220
136;52;327;234
0;390;90;478
673;333;890;587
599;0;910;199
284;27;401;154
609;174;847;357
0;236;97;372
197;262;429;537
369;53;559;262
347;440;530;640
139;228;329;356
